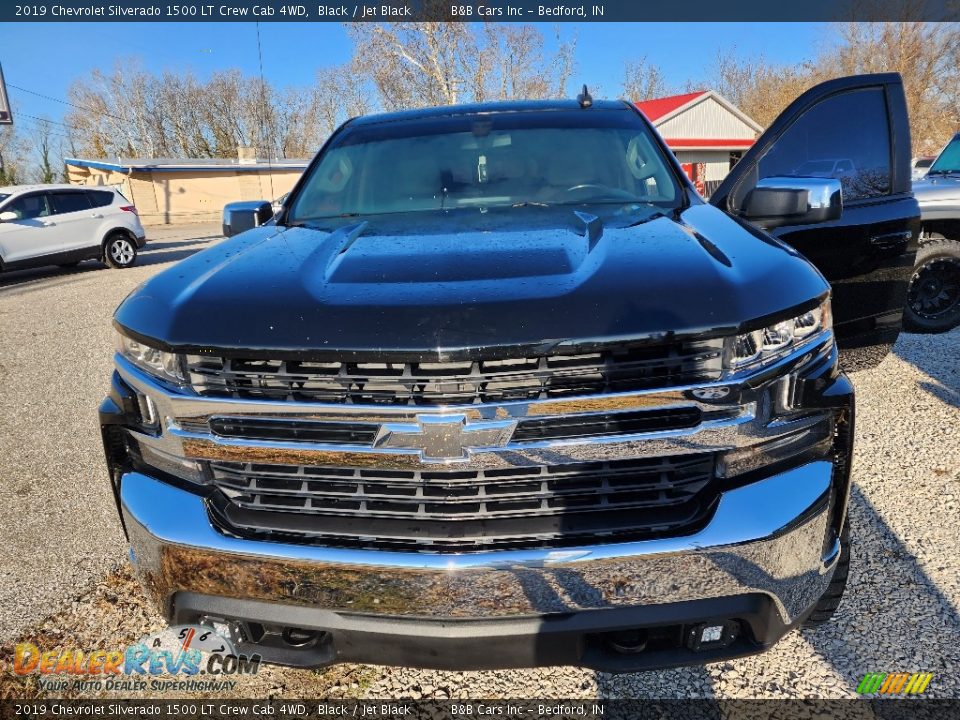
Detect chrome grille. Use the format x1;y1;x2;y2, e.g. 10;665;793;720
208;455;717;550
185;339;724;405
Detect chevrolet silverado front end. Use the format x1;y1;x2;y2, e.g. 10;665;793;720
100;75;920;671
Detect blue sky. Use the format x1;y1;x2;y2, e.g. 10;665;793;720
0;22;829;134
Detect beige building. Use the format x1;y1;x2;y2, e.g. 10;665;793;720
64;156;309;226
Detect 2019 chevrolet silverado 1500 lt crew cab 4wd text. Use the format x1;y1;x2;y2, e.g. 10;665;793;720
100;75;919;672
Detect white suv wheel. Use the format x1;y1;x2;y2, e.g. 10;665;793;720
105;235;137;269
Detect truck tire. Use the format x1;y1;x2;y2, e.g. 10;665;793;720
905;236;960;333
104;232;138;269
803;524;850;627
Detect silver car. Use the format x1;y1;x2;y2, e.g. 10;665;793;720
0;184;147;273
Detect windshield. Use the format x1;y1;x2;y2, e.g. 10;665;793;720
930;136;960;174
0;193;9;206
287;109;680;222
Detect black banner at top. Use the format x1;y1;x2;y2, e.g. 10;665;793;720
3;0;960;22
2;700;960;720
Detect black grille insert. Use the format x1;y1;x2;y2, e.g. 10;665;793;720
209;418;378;446
513;407;702;441
208;454;718;551
186;339;724;405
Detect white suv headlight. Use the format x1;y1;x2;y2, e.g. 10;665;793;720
726;299;831;371
115;331;186;384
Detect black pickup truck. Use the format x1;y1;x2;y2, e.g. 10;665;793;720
100;74;918;672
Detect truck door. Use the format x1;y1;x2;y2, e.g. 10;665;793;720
710;73;920;370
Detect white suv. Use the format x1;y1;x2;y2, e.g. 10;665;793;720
0;184;147;273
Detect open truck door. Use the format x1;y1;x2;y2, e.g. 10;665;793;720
711;73;920;370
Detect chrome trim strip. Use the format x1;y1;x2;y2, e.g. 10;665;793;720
161;410;767;469
121;461;837;622
117;336;835;469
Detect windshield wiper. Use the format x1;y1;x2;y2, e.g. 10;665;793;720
512;201;551;208
622;210;668;229
283;213;361;228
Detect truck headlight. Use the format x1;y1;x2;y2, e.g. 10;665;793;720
115;332;186;385
727;299;831;371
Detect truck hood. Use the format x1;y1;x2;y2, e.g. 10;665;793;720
913;175;960;216
115;204;828;359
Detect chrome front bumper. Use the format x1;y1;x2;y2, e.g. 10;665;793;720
104;332;852;669
121;459;839;626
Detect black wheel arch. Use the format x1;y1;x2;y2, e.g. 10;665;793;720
905;235;960;333
920;219;960;244
100;228;138;260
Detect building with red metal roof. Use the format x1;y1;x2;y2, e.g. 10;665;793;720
636;90;762;195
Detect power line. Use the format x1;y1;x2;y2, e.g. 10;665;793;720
20;113;82;133
9;84;158;148
17;113;158;154
8;115;75;142
7;83;130;124
22;124;74;143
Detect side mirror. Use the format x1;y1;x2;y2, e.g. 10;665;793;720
222;200;273;238
741;177;842;229
0;211;17;223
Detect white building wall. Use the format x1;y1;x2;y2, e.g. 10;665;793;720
658;98;757;140
674;150;731;181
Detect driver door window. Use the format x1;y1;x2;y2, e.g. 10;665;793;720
0;193;58;263
5;193;52;220
754;88;892;202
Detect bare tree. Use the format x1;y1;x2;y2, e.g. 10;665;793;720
823;22;960;155
0;126;28;185
707;23;960;154
349;22;480;109
350;21;577;109
621;56;669;101
57;23;579;164
33;118;56;183
313;60;373;142
65;64;322;161
479;24;576;101
711;50;817;129
551;27;576;98
67;62;164;158
161;71;215;157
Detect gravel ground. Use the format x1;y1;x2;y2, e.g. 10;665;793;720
0;227;958;698
0;223;223;641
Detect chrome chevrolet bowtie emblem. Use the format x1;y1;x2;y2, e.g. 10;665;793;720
373;414;517;461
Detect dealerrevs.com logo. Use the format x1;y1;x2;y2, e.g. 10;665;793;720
856;672;934;695
11;624;261;693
